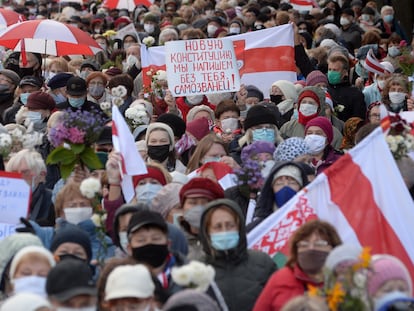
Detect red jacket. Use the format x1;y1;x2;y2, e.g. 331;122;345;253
252;264;323;311
175;96;215;122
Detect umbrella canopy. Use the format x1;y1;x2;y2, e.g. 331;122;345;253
0;9;25;30
0;19;102;56
103;0;152;11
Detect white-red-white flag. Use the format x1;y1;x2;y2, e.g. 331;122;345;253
140;24;296;98
288;0;316;11
111;105;147;202
364;48;386;75
247;126;414;281
187;162;237;190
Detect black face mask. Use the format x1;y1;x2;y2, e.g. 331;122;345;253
132;244;169;267
270;94;283;105
147;144;170;163
297;249;329;275
19;67;35;79
0;84;10;94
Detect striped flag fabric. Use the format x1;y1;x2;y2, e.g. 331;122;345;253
247;126;414;280
111;105;147;202
363;48;386;75
288;0;316;11
187;162;237;190
141;24;296;98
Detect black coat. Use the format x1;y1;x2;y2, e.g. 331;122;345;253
328;81;366;122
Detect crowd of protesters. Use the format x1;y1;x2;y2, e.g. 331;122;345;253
0;0;413;310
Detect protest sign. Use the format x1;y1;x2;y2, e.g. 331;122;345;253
0;171;31;240
165;38;240;97
115;23;140;43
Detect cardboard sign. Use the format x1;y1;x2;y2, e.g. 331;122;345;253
0;171;31;240
115;23;140;43
165;38;240;97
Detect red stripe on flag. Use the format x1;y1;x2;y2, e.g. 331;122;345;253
326;154;414;278
20;38;27;67
142;65;166;91
242;46;296;74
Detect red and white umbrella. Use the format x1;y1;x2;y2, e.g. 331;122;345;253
103;0;153;11
0;9;25;30
0;19;102;56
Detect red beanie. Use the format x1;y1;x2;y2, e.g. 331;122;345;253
179;177;224;205
305;116;333;144
27;91;56;111
133;167;167;187
298;90;321;108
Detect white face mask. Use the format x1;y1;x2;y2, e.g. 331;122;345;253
126;55;138;67
340;17;351;26
207;25;218;36
135;183;163;205
221;117;239;132
119;231;128;252
186;95;203;105
229;27;240;34
261;160;275;179
144;23;155;34
377;79;386;90
299;103;318;116
12;275;47;297
389;92;406;104
304;134;327;155
64;207;93;225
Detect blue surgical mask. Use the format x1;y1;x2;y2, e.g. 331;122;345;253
51;92;66;104
26;111;43;124
252;128;275;143
383;14;393;23
388;46;401;57
135;183;163;205
68;97;85;108
292;108;299;120
274;186;297;208
20;92;30;105
118;231;128;252
210;231;239;250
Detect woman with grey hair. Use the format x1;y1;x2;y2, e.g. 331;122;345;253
158;27;179;46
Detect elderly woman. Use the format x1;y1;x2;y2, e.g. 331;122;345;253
199;199;276;311
253;219;342;311
381;73;413;113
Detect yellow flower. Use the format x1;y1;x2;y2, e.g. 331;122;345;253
307;284;320;297
327;282;345;311
103;30;117;37
353;247;371;271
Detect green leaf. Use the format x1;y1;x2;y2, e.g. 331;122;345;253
71;144;85;155
60;162;76;180
80;147;103;170
46;146;76;165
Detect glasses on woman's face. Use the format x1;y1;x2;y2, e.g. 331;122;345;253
297;239;330;250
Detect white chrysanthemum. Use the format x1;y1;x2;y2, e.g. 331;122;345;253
100;101;111;110
91;213;101;227
187;261;215;292
395;135;404;144
143;36;155;47
0;133;12;147
80;177;101;199
155;70;167;81
171;265;192;286
353;271;367;288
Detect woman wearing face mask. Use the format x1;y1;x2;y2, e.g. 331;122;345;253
8;246;55;298
145;122;186;173
382;74;412;113
18;91;55;133
199;199;277;311
304;116;343;175
212;99;241;143
269;80;298;127
363;61;394;108
86;72;108;105
280;86;344;150
253;219;342;311
383;34;403;71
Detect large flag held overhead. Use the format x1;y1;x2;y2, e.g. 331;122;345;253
141;24;296;98
247;127;414;280
111;105;147;202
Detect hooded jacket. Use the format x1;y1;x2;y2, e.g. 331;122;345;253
199;199;277;311
247;162;309;232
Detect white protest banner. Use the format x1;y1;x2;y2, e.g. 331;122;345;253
165;38;240;97
115;23;140;43
0;171;31;240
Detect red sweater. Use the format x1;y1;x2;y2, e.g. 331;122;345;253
252;265;323;311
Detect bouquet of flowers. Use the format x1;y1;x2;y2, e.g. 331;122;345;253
397;42;414;78
142;36;155;47
0;133;12;158
171;261;216;292
110;85;127;107
125;104;150;131
234;151;266;198
386;114;414;160
308;247;372;311
46;108;105;179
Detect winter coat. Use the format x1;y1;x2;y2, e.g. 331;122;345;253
363;82;382;108
328;81;366;122
313;144;343;175
29;183;55;226
280;119;343;150
339;23;364;54
199;199;277;311
251;162;309;227
252;264;323;311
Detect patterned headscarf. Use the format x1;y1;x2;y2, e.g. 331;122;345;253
340;117;365;150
